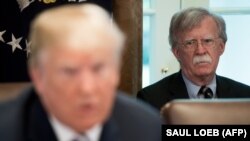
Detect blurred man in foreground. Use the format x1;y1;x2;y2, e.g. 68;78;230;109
137;7;250;110
0;4;161;141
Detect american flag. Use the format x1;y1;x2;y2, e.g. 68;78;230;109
0;0;112;82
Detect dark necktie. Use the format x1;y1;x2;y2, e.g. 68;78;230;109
198;86;213;98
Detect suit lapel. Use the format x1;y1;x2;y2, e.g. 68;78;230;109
216;75;233;98
169;71;189;99
27;97;57;141
100;116;120;141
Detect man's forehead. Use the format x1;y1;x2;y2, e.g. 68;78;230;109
54;43;111;54
40;46;112;63
180;19;218;39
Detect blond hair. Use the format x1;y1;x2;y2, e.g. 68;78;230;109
29;4;125;67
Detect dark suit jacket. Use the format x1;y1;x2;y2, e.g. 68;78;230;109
137;71;250;110
0;87;161;141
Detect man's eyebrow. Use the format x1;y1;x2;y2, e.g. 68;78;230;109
55;60;76;66
202;35;216;39
184;35;215;41
56;63;80;70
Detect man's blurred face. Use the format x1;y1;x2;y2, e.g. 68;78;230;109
31;42;120;132
172;16;225;84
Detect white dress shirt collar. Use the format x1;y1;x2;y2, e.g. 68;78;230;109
182;72;217;98
49;115;103;141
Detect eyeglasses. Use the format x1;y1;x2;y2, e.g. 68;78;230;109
179;37;220;50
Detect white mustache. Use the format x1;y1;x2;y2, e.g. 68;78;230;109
193;54;212;64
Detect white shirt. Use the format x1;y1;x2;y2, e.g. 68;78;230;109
49;116;103;141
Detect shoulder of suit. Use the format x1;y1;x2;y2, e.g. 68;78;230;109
0;86;32;112
0;86;35;139
217;76;250;94
138;72;179;93
0;86;35;108
115;92;160;121
112;92;161;141
217;75;250;88
0;86;35;114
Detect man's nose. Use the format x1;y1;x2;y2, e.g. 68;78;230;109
195;41;207;54
79;73;96;94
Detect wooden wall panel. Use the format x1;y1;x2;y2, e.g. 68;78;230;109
112;0;142;96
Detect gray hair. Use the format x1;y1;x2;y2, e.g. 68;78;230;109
169;7;227;48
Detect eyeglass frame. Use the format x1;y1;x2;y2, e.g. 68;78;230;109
178;37;222;50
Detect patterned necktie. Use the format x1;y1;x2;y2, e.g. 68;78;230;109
198;85;213;98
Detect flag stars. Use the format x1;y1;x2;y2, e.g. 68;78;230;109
25;39;32;57
16;0;35;12
0;30;6;43
7;34;23;53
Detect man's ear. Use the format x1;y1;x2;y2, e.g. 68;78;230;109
29;67;44;95
218;40;225;56
113;63;121;88
172;47;181;61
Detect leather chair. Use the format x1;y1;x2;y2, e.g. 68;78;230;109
161;99;250;124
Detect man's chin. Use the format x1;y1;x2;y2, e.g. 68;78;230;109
72;117;104;133
195;70;214;78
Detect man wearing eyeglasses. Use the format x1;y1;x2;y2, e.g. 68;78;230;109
137;7;250;111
